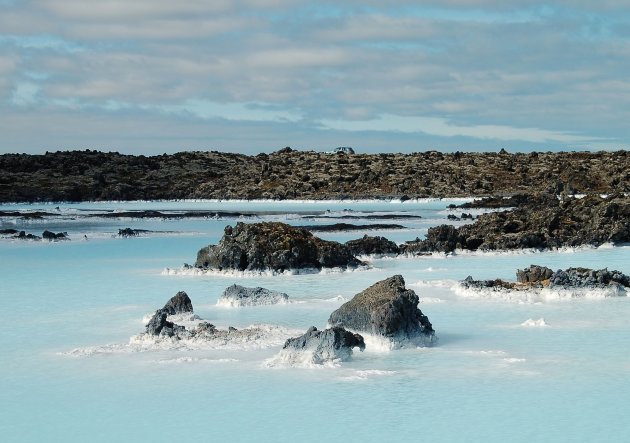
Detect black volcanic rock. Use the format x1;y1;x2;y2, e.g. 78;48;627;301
1;150;628;202
328;275;435;347
461;265;630;292
42;230;68;241
145;310;187;337
195;222;364;272
345;235;400;256
402;193;630;254
161;291;194;315
281;326;365;363
219;284;289;307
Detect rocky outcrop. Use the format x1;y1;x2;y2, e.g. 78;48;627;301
42;230;68;241
345;235;400;256
161;291;194;315
461;265;630;292
145;310;187;337
402;194;630;254
218;284;289;307
118;228;151;237
328;275;435;347
279;326;365;364
195;222;364;272
144;291;194;336
1;149;628;202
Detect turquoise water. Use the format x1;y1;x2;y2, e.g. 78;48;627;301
1;200;629;442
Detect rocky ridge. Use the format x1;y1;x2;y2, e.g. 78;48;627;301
461;265;630;293
1;149;628;202
402;193;630;254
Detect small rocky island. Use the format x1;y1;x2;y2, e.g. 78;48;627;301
460;265;630;296
195;221;364;272
218;284;290;307
402;193;630;254
328;275;435;348
274;326;366;365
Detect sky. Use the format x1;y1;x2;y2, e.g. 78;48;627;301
1;0;630;155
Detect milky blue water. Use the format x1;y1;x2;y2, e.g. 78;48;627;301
1;200;629;443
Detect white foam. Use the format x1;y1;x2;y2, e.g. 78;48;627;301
162;264;371;277
263;349;343;368
155;357;238;365
216;297;291;308
339;370;398;381
60;324;299;356
521;318;548;327
141;312;201;325
452;282;626;303
503;357;527;363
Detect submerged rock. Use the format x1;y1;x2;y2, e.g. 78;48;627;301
345;235;400;256
195;221;364;272
279;326;365;364
328;275;435;347
218;284;289;307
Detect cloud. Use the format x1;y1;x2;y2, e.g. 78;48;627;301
1;1;629;153
320;114;598;144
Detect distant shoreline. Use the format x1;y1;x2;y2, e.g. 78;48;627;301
1;148;628;202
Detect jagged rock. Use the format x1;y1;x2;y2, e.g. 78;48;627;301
218;284;289;307
195;222;364;272
516;265;553;283
17;231;41;240
145;310;187;337
402;194;630;254
461;266;630;292
345;235;400;256
280;326;365;364
42;230;68;241
549;267;630;288
161;291;194;315
328;275;435;347
118;228;151;237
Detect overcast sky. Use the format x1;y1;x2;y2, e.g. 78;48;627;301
2;0;630;155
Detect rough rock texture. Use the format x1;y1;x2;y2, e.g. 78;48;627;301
42;230;69;241
118;228;151;237
328;275;435;346
345;235;401;256
161;291;194;315
1;149;628;202
516;265;554;283
145;310;187;337
218;284;289;307
461;265;630;291
281;326;365;363
195;222;364;272
402;193;630;254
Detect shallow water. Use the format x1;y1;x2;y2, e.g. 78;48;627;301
1;199;630;442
